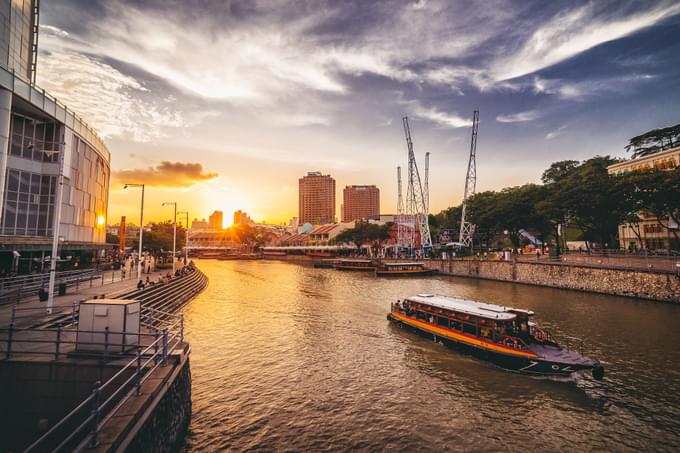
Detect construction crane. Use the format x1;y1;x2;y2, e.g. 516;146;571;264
396;166;409;250
402;117;432;253
459;110;479;248
424;152;430;214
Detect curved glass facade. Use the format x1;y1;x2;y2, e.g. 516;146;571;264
0;0;111;273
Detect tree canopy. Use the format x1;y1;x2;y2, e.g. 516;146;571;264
335;222;392;249
625;123;680;158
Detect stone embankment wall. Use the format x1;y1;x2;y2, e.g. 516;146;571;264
425;259;680;303
126;358;192;452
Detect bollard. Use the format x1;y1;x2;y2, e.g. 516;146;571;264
55;327;62;359
135;346;142;396
88;381;101;448
90;274;93;288
111;271;114;283
101;273;104;286
104;326;109;359
161;328;168;367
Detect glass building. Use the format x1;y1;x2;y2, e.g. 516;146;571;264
0;0;111;274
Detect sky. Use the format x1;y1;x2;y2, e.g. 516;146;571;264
36;0;680;227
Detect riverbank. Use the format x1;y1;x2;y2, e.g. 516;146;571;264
255;255;680;303
423;259;680;303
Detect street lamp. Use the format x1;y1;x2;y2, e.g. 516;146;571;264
163;202;177;273
124;184;145;281
177;211;189;264
46;143;66;315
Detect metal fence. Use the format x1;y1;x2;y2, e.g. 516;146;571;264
0;269;103;305
2;312;185;452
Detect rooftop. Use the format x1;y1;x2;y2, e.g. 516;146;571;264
406;294;533;321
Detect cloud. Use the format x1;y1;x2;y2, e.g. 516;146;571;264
496;110;540;123
493;2;680;81
412;103;472;129
545;125;567;140
533;74;656;100
112;162;218;188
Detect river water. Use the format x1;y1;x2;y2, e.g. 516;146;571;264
181;259;680;451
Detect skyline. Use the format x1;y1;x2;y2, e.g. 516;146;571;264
36;0;680;225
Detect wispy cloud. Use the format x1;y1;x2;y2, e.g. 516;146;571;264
545;125;567;140
493;2;680;81
413;104;472;129
533;74;656;100
496;110;540;123
112;162;218;188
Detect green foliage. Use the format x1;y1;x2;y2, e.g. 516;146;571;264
335;222;392;249
625;123;680;158
133;221;186;254
231;224;271;250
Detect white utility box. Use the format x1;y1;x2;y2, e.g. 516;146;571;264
76;299;140;353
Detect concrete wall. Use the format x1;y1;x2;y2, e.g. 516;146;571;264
0;359;133;451
126;358;192;452
425;259;680;303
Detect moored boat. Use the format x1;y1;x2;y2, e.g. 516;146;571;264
314;259;341;269
375;262;435;277
335;259;375;271
387;294;604;380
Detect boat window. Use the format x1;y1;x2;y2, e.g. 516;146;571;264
437;316;448;327
450;320;462;331
463;323;476;335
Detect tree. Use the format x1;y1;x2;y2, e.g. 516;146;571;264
621;167;680;245
335;222;392;251
625;123;680;158
134;221;186;255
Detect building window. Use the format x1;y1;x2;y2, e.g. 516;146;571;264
9;113;60;163
1;169;56;236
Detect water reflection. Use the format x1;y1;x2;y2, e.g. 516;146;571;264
182;260;680;451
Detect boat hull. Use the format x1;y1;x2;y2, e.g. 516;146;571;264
375;269;436;277
335;265;375;271
387;313;599;378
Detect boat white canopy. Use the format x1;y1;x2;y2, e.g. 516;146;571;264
339;259;372;263
405;294;530;321
384;262;425;267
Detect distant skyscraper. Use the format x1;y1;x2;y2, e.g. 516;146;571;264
342;185;380;222
208;211;223;230
233;210;252;225
299;172;335;225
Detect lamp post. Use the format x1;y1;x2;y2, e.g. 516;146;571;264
177;211;189;264
46;143;66;315
163;202;177;273
124;184;145;281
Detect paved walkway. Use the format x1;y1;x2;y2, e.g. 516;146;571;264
0;269;169;328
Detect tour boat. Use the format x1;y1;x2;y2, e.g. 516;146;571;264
387;294;605;380
335;259;376;271
375;262;436;277
314;259;341;269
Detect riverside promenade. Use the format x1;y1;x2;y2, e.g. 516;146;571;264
0;268;169;328
0;264;206;452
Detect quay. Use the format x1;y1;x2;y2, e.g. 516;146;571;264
0;264;207;452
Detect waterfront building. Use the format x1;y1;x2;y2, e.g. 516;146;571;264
190;218;209;230
208;210;223;230
233;209;252;225
0;0;111;274
607;146;680;250
299;172;335;225
341;185;380;222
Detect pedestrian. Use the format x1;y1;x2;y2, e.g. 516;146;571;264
137;279;144;291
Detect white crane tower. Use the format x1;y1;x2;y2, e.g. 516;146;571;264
458;110;479;248
402;117;432;253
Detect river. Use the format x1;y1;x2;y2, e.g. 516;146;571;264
181;259;680;451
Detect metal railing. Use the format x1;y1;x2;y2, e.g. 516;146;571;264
0;269;103;305
12;315;185;452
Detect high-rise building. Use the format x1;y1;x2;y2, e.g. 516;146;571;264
233;210;252;225
209;211;223;230
342;185;380;222
299;172;335;225
0;1;111;274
